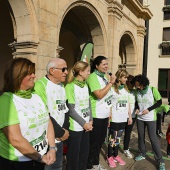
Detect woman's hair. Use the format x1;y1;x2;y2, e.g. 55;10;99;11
67;61;89;83
114;69;129;94
91;55;107;73
134;74;150;87
127;75;135;89
2;57;35;93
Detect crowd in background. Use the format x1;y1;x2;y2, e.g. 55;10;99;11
0;56;169;170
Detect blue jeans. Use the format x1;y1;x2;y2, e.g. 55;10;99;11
45;142;63;170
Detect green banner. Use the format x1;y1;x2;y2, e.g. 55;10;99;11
80;42;93;64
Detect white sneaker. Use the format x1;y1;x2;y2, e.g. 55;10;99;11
124;149;132;158
93;164;107;170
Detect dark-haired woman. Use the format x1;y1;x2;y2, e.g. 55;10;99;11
134;74;165;170
0;58;56;170
86;56;116;170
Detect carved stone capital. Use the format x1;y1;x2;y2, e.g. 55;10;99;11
56;46;64;57
107;0;123;19
8;41;39;56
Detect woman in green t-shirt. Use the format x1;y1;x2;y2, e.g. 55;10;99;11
86;56;116;170
134;74;165;170
0;58;56;170
65;61;93;170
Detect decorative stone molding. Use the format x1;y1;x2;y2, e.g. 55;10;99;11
137;25;146;37
121;0;152;20
163;5;170;12
8;41;39;56
107;0;123;19
56;46;64;57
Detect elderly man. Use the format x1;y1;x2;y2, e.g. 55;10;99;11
34;58;69;170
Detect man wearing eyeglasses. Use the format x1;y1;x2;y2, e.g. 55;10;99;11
34;58;69;170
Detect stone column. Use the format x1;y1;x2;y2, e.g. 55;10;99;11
107;1;123;73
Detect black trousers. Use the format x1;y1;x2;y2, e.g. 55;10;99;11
66;130;89;170
156;113;162;133
86;118;108;169
124;118;136;150
0;156;44;170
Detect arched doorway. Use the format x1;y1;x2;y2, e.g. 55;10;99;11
119;33;136;75
0;0;14;90
59;5;105;69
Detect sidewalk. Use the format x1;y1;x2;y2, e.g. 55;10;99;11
63;99;170;170
99;115;170;170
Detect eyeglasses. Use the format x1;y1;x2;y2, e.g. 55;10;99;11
52;67;68;72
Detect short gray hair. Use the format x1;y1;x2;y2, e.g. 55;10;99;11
46;59;57;74
46;58;66;75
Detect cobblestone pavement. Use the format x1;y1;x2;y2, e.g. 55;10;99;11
63;99;170;170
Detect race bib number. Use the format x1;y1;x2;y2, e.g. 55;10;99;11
105;95;113;108
56;100;67;112
31;131;48;155
117;100;127;110
81;107;90;118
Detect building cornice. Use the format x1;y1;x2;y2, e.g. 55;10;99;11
107;0;123;20
121;0;153;20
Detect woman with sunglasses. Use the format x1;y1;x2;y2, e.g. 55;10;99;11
0;58;56;170
134;74;165;170
65;61;93;170
107;69;132;168
86;56;116;170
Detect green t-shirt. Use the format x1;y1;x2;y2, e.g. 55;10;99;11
136;86;162;121
65;82;90;131
87;72;113;118
0;92;49;161
155;104;170;114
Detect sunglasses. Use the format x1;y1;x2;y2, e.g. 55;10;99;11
52;67;68;72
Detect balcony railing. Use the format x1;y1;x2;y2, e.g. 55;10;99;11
161;41;170;55
163;5;170;11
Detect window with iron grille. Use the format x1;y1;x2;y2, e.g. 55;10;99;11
165;0;170;5
162;28;170;55
164;11;170;20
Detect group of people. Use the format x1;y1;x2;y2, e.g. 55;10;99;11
0;55;168;170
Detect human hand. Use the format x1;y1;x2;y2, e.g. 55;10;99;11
135;109;139;114
46;149;56;165
41;155;48;164
89;121;93;126
128;117;133;125
57;129;69;141
83;123;93;131
142;109;149;115
110;75;117;84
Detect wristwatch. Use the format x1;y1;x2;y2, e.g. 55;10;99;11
49;146;57;151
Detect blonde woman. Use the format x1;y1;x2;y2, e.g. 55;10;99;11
65;61;93;170
107;69;132;168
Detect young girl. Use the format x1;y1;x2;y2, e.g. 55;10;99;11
107;69;132;168
65;61;93;170
123;75;136;158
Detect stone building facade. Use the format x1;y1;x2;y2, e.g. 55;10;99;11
0;0;152;89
